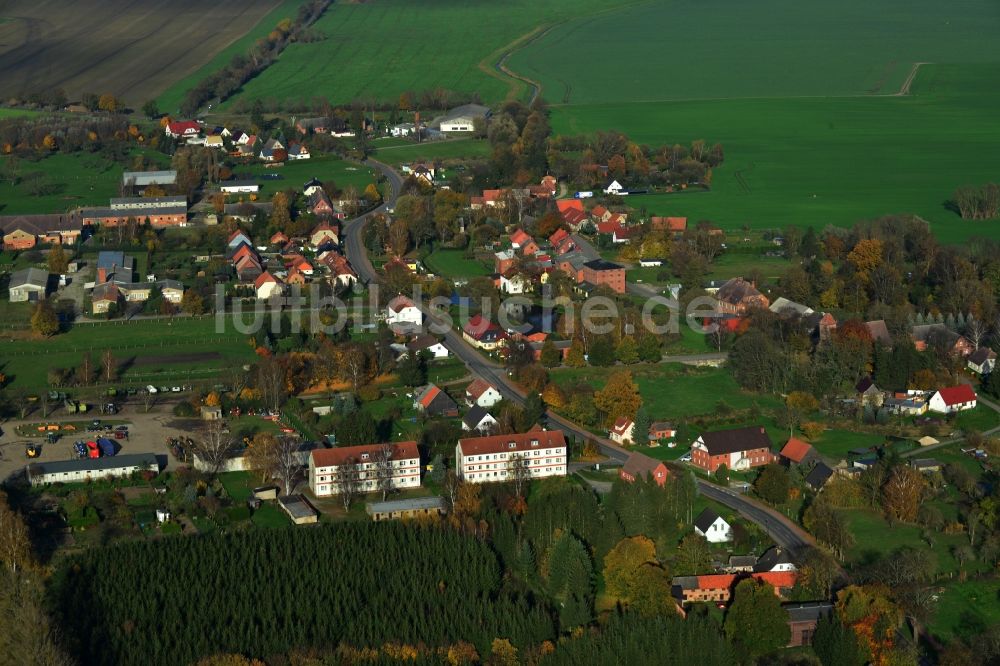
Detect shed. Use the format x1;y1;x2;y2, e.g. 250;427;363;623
366;496;447;521
278;495;318;525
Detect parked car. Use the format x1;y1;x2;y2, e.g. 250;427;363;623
171;386;182;393
146;385;158;394
679;452;692;463
114;431;127;440
115;425;129;432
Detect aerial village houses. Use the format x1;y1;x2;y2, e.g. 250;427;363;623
8;268;50;302
385;295;423;330
308;442;421;497
0;213;83;249
715;277;769;315
609;417;636;445
456;430;567;483
968;347;997;374
691;426;775;472
463;314;506;351
671;571;797;606
412;384;459;417
779;437;819;467
462;406;498;433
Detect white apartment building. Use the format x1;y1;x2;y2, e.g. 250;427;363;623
455;431;567;484
309;442;421;497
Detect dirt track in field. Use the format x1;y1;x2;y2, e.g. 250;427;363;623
0;0;278;103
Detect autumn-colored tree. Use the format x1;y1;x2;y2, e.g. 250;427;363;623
195;656;266;666
41;134;57;150
908;368;937;391
364;182;382;203
204;391;222;407
541;383;567;409
101;349;117;382
270;191;291;230
0;490;32;574
30;301;59;337
847;238;883;282
785;391;819;432
446;641;479;665
398;91;413;111
98;93;120;113
488;638;517;666
46;245;69;274
565;339;586;368
608;154;627;179
593;369;642;425
181;289;206;315
626;563;675;617
603;535;657;599
882;466;924;524
835;585;904;665
244;432;279;483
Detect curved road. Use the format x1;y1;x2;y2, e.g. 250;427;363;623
343;160;813;552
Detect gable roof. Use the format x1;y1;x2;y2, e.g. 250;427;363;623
311;441;418;468
510;229;533;246
458;430;566;457
621;452;666;480
697;426;772;456
462;405;493;430
611;417;634;436
717;277;763;305
549;228;569;245
865;320;892;345
694;507;725;533
9;267;50;289
805;462;834;489
780;437;814;464
753;547;795;573
969;347;997;365
388;295;416;313
935;384;977;406
556;199;584;213
466;377;496;400
254;272;278;289
855;376;877;393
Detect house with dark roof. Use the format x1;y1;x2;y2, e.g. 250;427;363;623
912;323;974;357
805;462;834;491
754;546;797;573
694;507;732;543
462;406;497;433
27;453;158;486
462;314;506;350
0;213;83;249
779;437;818;467
412;384;458;417
785;601;833;647
691;426;774;472
609;417;636;444
968;347;998;375
715;277;769;315
619;452;669;487
435;104;491;132
579;258;626;294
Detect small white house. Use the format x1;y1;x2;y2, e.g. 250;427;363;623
221;181;259;194
500;272;528;295
465;378;503;409
639;259;663;267
462;406;498;433
929;385;978;414
968;347;997;375
385;295;422;329
254;272;283;300
407;335;449;359
609;417;635;445
694;507;732;544
391;123;416;137
604;180;626;195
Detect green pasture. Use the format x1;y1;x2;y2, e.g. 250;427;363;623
553;63;1000;243
0;153;122;215
239;154;375;198
929;579;1000;643
549;362;782;420
423;248;490;278
223;0;632;107
510;0;1000;104
810;429;883;463
0;316;254;391
374;138;492;163
156;0;310;114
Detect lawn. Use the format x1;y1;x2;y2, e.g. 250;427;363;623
550;363;783;421
551;63;1000;244
0;316;255;392
0;153;124;215
222;0;635;107
374;138;492;164
839;508;988;577
706;252;792;281
423;248;490;278
810;429;884;464
238;154;375;199
928;578;1000;643
510;0;1000;105
955;404;1000;434
156;0;309;113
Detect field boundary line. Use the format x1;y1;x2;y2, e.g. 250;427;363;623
895;62;931;96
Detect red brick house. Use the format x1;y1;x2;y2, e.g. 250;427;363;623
619;452;669;487
691;426;774;473
672;571;797;605
580;259;626;294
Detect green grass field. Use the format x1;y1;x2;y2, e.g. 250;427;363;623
222;0;634;108
929;579;1000;643
0;153;124;215
423;248;490;278
1;316;255;392
550;362;782;421
156;0;309;114
552;63;1000;243
510;0;1000;105
373;138;492;164
810;429;883;463
239;154;375;198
